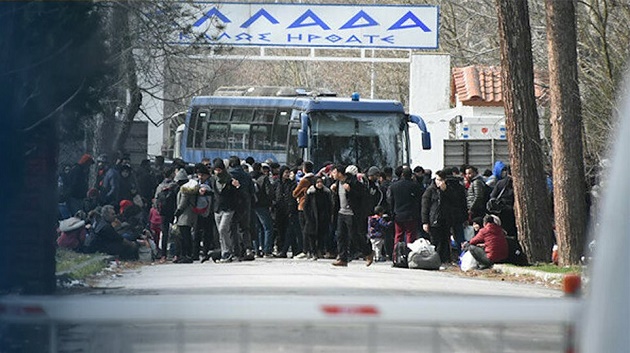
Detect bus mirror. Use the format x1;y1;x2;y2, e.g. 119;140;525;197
421;131;432;150
409;114;431;150
298;130;308;148
298;113;310;148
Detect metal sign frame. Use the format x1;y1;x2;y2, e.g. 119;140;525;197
178;2;440;50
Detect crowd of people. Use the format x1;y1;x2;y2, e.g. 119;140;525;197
56;151;523;269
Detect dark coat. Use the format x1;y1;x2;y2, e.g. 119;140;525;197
303;185;333;236
212;174;239;213
442;176;468;224
275;177;298;216
421;182;441;227
331;175;369;218
387;177;422;223
467;175;489;216
92;220;137;260
66;163;91;199
491;176;514;209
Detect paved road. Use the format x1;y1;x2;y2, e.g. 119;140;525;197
3;259;570;352
95;257;562;298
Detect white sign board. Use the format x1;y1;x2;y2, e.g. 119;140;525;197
178;3;439;50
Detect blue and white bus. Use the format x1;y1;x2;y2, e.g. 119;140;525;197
178;87;431;169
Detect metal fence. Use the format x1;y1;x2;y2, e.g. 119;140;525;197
0;295;580;353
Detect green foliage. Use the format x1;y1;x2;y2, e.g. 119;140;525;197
504;263;582;274
56;249;108;280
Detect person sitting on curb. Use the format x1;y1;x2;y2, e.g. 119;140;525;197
462;214;508;269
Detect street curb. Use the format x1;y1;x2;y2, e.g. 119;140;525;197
493;264;566;285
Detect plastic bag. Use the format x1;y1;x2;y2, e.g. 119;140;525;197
463;225;475;241
407;238;435;253
460;250;478;272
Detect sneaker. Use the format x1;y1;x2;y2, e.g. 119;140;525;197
273;252;287;258
243;249;256;261
294;252;307;259
365;252;375;267
324;252;336;259
219;256;233;263
263;253;274;259
332;259;348;267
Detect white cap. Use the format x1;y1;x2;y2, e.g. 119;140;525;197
345;165;359;175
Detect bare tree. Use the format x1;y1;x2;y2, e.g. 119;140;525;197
95;1;238;157
496;0;554;262
545;0;588;265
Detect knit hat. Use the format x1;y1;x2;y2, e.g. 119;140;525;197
78;154;94;165
345;165;359;175
174;169;188;181
58;217;85;232
119;200;133;214
367;166;380;177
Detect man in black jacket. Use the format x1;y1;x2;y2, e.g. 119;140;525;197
228;156;256;260
422;170;467;264
387;167;423;245
465;166;490;220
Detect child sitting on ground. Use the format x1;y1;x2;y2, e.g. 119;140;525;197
368;205;393;262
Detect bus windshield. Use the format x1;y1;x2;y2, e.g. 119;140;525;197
309;111;407;169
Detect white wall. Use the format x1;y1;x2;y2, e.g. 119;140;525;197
135;49;165;158
408;54;452;171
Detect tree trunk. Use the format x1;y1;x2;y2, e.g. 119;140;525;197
496;0;554;262
110;2;142;153
545;0;588;265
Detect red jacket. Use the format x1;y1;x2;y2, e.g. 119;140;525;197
470;223;508;262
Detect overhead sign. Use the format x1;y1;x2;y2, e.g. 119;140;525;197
178;3;440;50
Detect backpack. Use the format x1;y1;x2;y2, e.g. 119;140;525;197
156;185;178;217
392;242;410;268
505;236;528;266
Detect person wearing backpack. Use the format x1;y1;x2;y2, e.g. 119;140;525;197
154;167;179;263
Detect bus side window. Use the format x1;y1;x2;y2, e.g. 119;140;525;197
204;108;230;149
231;108;253;122
251;125;271;150
187;111;207;148
272;110;291;149
205;123;228;149
229;123;250;150
253;109;275;123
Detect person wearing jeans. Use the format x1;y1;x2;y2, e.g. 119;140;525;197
211;158;239;262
